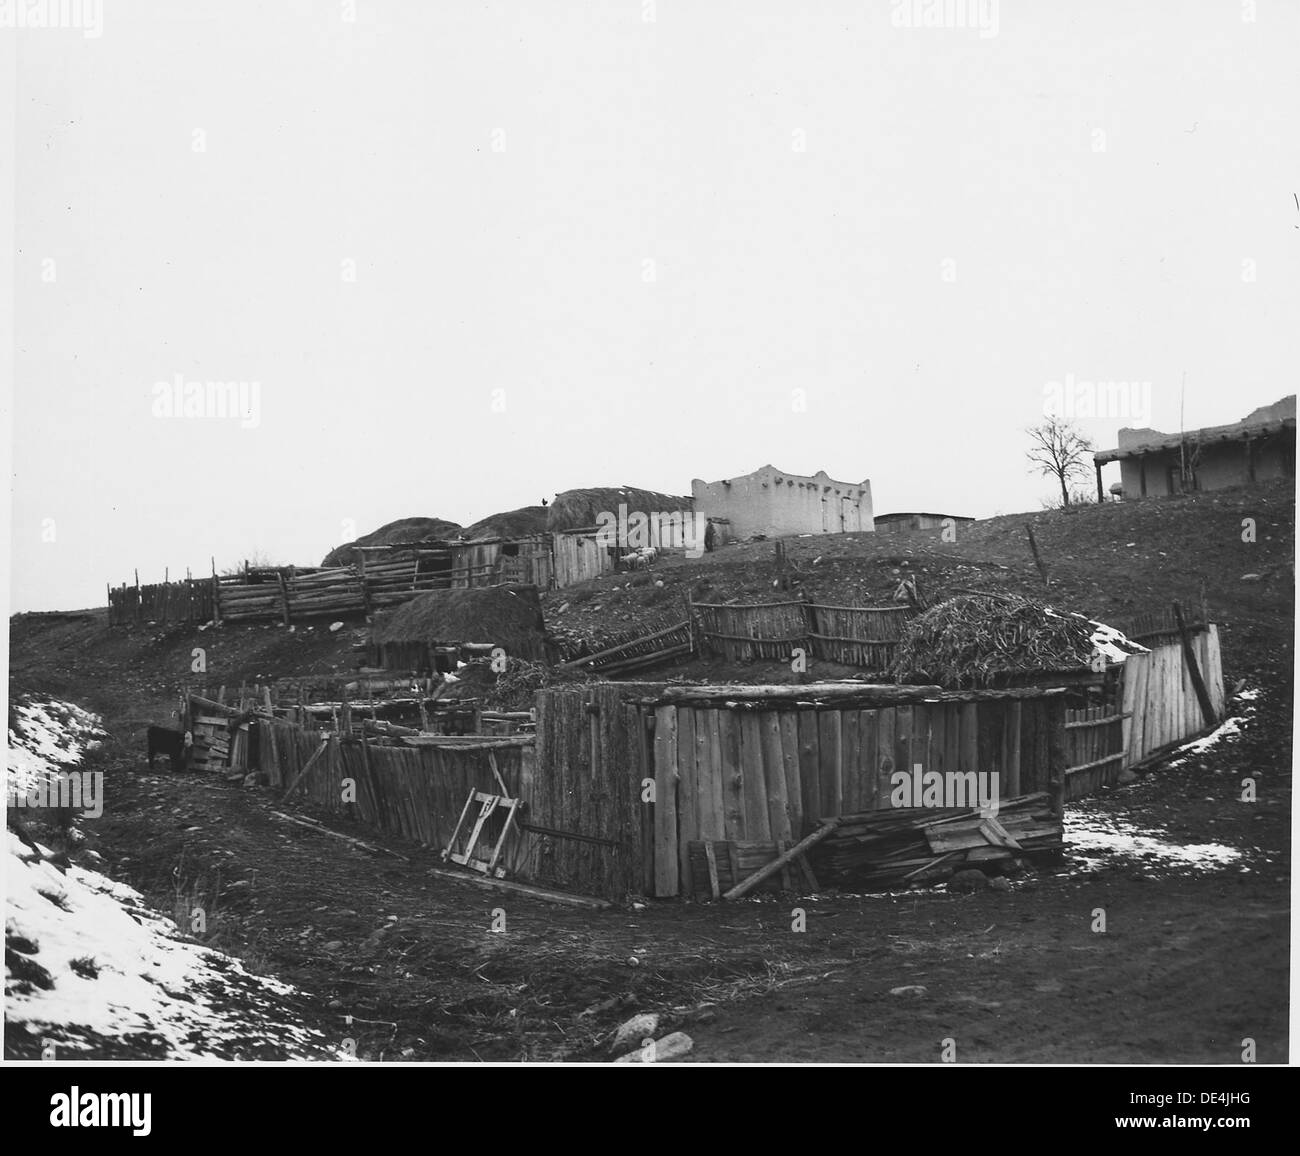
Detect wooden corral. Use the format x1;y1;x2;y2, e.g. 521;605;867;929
617;683;1069;898
808;603;917;667
108;578;214;626
693;599;811;662
693;599;919;670
232;680;1068;901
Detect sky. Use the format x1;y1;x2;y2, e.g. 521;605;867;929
5;0;1298;612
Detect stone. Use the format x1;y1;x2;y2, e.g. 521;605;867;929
610;1013;659;1056
889;985;927;998
948;868;990;892
614;1031;693;1063
988;876;1012;892
1240;573;1262;582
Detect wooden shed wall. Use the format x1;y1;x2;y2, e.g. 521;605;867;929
640;694;1065;897
1121;626;1224;765
552;531;614;588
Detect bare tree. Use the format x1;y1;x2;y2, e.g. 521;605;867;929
1026;416;1094;507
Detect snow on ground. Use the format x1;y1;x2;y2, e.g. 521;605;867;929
1064;810;1244;874
6;698;344;1060
6;698;105;797
1167;685;1258;768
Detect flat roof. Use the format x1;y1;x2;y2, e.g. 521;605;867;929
1094;417;1295;464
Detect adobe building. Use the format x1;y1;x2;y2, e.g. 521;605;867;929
1093;396;1295;500
874;512;975;534
691;465;873;538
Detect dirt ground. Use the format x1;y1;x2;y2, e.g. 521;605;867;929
6;483;1293;1062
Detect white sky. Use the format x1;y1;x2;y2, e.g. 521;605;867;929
5;0;1298;611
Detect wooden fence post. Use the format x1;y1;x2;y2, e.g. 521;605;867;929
1173;600;1216;728
277;569;292;627
1047;696;1067;818
1025;525;1049;586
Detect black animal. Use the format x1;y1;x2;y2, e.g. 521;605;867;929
147;726;191;772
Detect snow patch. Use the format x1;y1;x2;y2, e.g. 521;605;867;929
1065;811;1243;873
7;699;105;798
6;697;345;1060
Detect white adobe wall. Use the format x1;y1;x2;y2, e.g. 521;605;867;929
692;466;873;538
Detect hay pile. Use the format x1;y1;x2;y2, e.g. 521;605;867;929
547;486;693;533
461;506;549;542
441;657;600;711
889;593;1095;688
371;584;549;661
323;516;462;567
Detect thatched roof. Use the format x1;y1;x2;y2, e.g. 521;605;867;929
889;593;1140;689
323;516;462;567
371;584;549;660
547;486;693;533
461;506;549;542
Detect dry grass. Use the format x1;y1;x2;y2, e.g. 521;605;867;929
890;592;1094;688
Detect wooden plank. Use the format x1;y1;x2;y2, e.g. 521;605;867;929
841;709;862;814
894;703;913;805
740;712;771;842
1046;697;1067;817
1127;652;1149;764
959;702;978;777
652;705;679;897
762;710;793;848
281;738;330;800
818;709;843;819
703;840;721;900
943;701;960;789
638;710;655;895
426;864;611;909
703;709;726;841
676;707;698;895
778;711;803;836
858;709;879;812
722;819;841;900
1005;700;1022;797
910;702;931;788
1206;625;1225;717
719;708;745;841
875;707;896;811
798;710;821;824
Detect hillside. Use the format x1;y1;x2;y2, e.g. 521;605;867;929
6;481;1292;1063
541;481;1294;682
9;481;1291;773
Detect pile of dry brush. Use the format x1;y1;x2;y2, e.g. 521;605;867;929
890;592;1094;688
